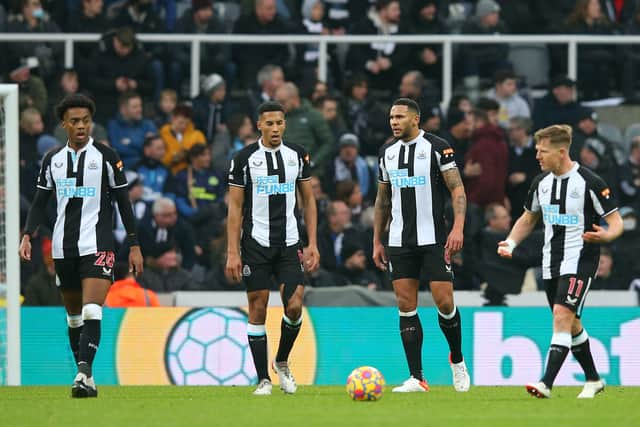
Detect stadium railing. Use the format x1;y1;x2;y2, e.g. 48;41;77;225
2;33;640;105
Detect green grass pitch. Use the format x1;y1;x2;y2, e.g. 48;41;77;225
1;386;638;427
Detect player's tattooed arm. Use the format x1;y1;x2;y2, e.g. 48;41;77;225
372;182;391;270
442;168;467;219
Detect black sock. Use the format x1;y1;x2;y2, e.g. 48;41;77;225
78;319;101;377
68;325;83;365
572;330;600;381
399;312;423;380
248;324;270;381
275;315;301;363
438;307;463;364
541;333;571;388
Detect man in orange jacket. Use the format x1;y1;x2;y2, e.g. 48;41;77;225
105;262;161;307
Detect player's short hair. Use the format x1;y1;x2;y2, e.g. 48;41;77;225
55;93;96;121
258;101;285;117
534;124;573;147
494;69;517;84
172;104;193;119
392;98;421;116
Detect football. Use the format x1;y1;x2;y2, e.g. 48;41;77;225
346;366;385;401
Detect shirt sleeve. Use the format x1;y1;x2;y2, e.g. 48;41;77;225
588;177;618;217
106;149;128;189
378;149;389;183
431;134;457;172
36;152;54;191
297;148;311;181
524;177;541;213
228;153;247;187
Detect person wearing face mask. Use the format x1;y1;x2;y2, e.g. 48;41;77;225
5;0;63;84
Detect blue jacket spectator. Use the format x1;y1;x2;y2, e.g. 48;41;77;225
108;92;158;168
173;144;226;218
133;134;175;203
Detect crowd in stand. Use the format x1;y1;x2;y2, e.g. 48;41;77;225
3;0;640;306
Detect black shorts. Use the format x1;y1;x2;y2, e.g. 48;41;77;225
54;251;115;289
544;274;593;318
387;244;453;282
240;238;306;292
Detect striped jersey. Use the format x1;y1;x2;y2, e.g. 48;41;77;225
378;130;457;247
37;138;129;259
525;162;617;279
228;139;311;247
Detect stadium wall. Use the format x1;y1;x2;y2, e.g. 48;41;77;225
15;307;640;386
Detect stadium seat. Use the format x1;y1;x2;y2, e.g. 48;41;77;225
508;44;550;88
598;122;623;146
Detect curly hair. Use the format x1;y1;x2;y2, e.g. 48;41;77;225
55;93;96;121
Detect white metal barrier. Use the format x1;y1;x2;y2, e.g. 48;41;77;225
1;33;639;107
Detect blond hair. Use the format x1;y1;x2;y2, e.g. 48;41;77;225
534;124;572;147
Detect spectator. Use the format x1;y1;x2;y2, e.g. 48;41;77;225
322;0;366;34
152;88;177;129
308;79;329;104
107;91;158;168
313;96;348;142
486;70;531;129
62;0;108;81
317;200;363;272
347;0;410;91
448;94;473;114
23;238;62;306
459;0;510;98
506;117;539;218
591;247;626;289
440;108;473;171
114;171;148;247
323;133;376;203
409;1;446;90
573;107;618;188
622;5;640;102
110;0;165;32
275;82;335;170
612;206;640;287
192;73;228;143
211;112;256;173
476;97;501;128
48;68;79;124
420;105;443;135
160;104;206;174
475;203;542;305
5;0;63;83
105;262;161;307
172;0;229;96
532;76;582;131
310;175;330;223
232;0;291;88
335;180;364;224
138;197;197;270
298;0;329;88
174;143;225;219
133;134;174;203
248;64;285;120
88;28;155;121
619;137;640;212
313;239;381;289
139;242;201;292
398;70;442;124
342;74;388;156
19;108;46;169
565;0;617;100
464;108;509;208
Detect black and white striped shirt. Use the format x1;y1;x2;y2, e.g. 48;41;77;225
228;140;311;247
37;138;129;259
525;163;617;279
378;131;457;247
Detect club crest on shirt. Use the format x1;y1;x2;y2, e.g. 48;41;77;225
287;157;296;166
242;265;251;277
417;150;427;159
570;188;581;199
88;160;98;170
